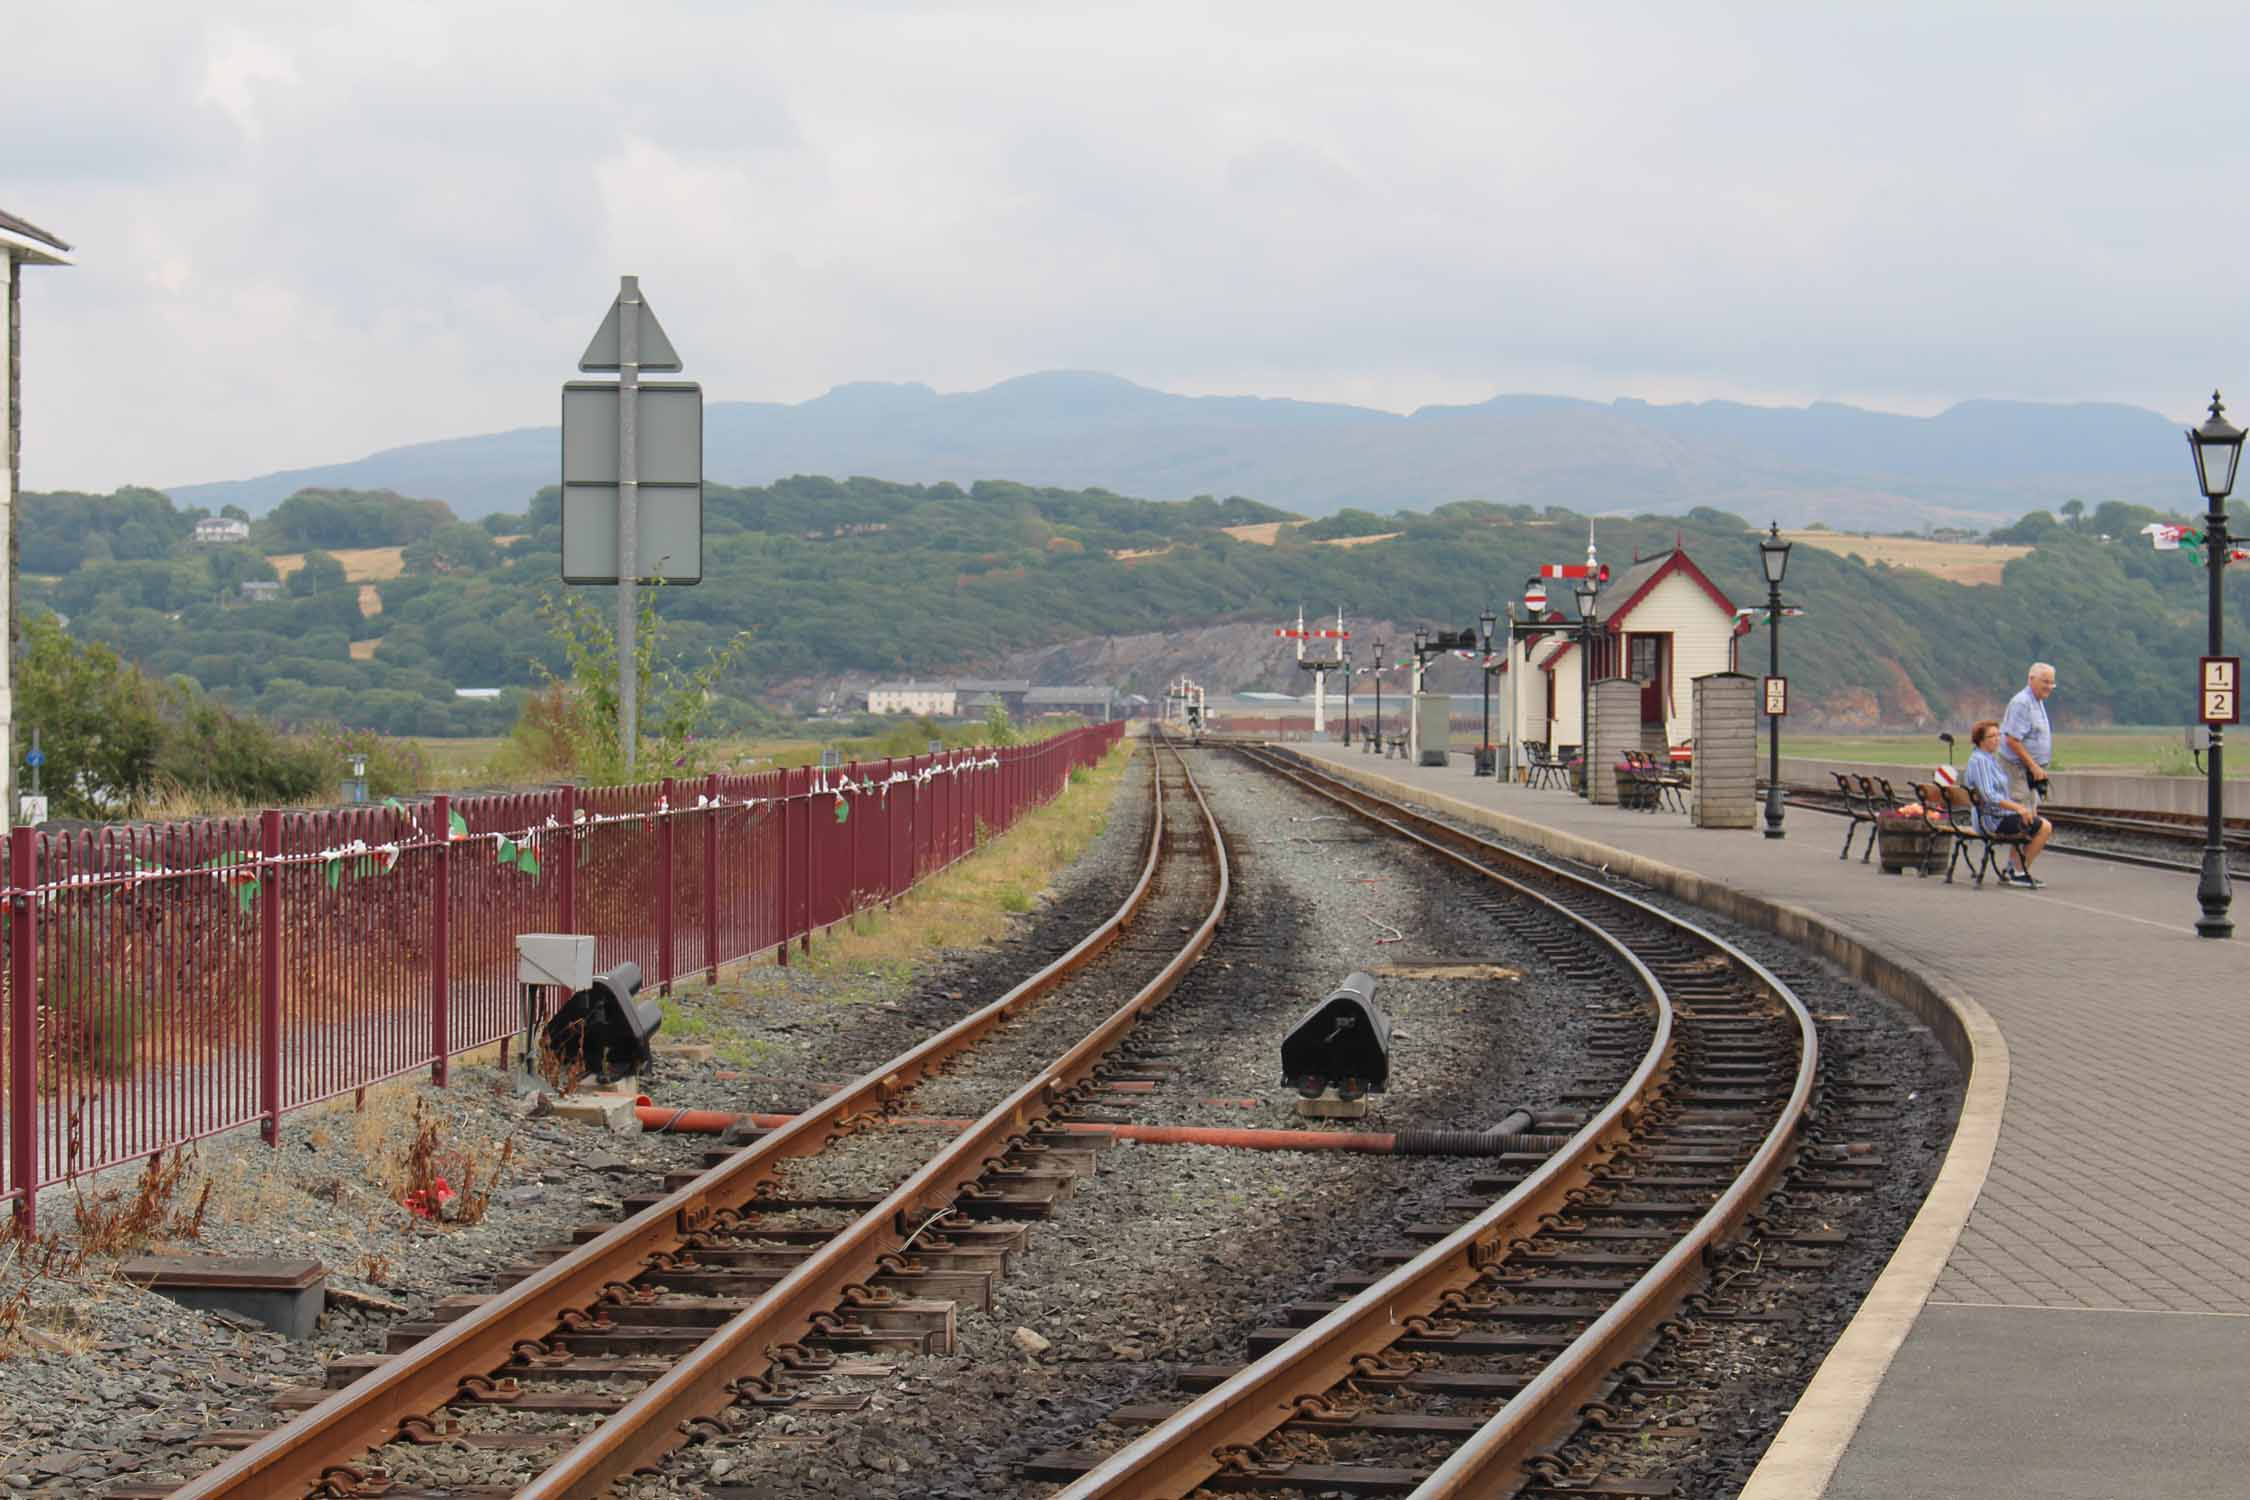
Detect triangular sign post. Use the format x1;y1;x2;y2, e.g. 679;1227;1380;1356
580;291;683;372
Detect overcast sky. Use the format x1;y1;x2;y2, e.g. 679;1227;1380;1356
12;1;2250;493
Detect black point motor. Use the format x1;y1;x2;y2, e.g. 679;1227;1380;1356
542;961;662;1084
1280;972;1391;1097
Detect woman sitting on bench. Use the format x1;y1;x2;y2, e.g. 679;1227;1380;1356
1964;718;2052;887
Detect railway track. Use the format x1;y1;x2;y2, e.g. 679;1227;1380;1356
1023;745;1823;1499
136;730;1229;1500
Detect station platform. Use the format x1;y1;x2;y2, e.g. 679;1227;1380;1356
1287;739;2250;1500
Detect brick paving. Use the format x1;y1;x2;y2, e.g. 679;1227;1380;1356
1296;742;2250;1315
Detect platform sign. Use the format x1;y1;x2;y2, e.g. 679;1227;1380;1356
1763;675;1789;716
2202;656;2241;725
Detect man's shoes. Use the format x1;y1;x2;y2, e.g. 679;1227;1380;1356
1998;868;2042;889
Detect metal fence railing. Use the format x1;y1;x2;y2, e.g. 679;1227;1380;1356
2;721;1125;1227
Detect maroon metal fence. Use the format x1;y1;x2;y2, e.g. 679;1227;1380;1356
1;722;1124;1227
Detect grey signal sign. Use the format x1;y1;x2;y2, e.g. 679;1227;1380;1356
560;381;703;583
580;288;682;373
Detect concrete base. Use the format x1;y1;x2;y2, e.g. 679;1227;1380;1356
123;1255;326;1340
551;1086;646;1132
1294;1096;1372;1120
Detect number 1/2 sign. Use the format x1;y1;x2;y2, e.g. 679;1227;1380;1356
1764;676;1789;716
2203;656;2241;726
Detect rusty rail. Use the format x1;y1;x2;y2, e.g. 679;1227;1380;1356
165;734;1174;1500
516;731;1229;1495
1054;746;1815;1499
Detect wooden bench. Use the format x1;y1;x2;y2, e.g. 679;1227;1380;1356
1834;771;1878;860
1623;750;1688;813
1523;742;1570;791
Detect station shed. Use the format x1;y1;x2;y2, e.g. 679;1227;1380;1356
1501;544;1740;752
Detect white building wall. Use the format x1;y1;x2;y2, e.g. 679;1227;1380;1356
2;251;14;835
869;685;956;716
1613;571;1736;746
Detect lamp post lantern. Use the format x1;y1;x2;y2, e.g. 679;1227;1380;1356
1573;578;1599;797
1477;607;1498;776
1759;520;1793;839
2187;391;2241;938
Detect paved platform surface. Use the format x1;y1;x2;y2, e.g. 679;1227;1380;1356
1293;741;2250;1498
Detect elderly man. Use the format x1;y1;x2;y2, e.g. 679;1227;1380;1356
1999;661;2057;817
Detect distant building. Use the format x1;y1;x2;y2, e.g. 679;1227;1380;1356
453;687;504;701
1024;685;1116;721
193;516;251;545
869;681;957;717
238;580;282;603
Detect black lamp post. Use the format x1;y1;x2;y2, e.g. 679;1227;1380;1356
2186;391;2240;938
1371;636;1385;751
1760;520;1793;839
1573;579;1599;797
1477;607;1498;775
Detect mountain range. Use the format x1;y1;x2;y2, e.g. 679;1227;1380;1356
167;372;2194;531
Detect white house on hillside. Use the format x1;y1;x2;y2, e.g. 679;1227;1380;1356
193;516;251;544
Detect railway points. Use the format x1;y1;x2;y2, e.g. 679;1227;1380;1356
1288;737;2250;1500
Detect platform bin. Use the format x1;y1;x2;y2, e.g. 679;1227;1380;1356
1877;814;1946;875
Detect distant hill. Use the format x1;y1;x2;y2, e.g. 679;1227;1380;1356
167;372;2191;531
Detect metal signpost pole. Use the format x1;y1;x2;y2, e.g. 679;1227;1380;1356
615;276;641;775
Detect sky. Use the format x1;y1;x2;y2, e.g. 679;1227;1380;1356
12;0;2250;493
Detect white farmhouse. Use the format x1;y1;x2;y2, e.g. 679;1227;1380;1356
868;681;957;717
193;516;251;544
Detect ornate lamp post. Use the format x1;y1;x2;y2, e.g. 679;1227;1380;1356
1477;606;1498;776
1573;578;1599;797
1760;521;1793;839
2186;392;2241;938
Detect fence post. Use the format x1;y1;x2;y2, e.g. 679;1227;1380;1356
704;774;720;980
776;777;790;966
558;785;577;934
9;827;38;1230
801;772;814;954
430;796;450;1086
259;809;284;1138
882;759;896;909
658;779;677;996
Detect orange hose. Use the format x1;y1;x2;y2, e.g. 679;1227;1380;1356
632;1105;1402;1153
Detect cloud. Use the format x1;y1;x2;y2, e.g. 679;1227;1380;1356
10;0;2250;494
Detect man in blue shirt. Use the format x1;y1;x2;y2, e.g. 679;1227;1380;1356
1965;718;2051;886
1999;662;2056;816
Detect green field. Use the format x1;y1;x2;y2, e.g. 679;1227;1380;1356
1766;728;2244;778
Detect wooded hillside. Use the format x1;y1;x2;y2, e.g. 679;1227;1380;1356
18;480;2232;734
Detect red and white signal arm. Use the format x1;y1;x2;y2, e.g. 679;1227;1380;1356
1763;675;1789;716
2202;656;2241;725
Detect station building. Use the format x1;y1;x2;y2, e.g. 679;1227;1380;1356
2;207;71;830
1502;545;1741;751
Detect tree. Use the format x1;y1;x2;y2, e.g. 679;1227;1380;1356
2060;498;2086;529
286;550;348;597
16;613;165;816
